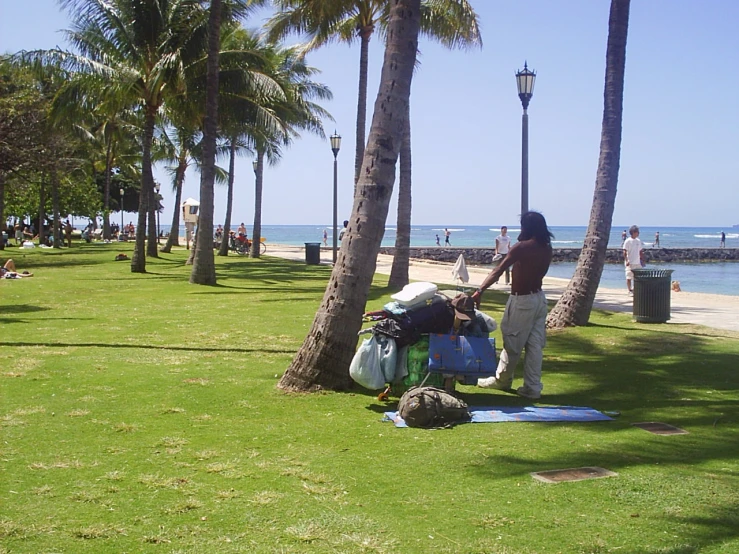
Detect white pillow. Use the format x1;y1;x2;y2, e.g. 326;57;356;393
391;282;438;308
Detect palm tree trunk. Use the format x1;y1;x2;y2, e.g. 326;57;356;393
147;182;158;257
38;177;46;246
131;105;156;273
0;172;5;251
218;139;236;257
160;159;186;253
353;28;373;189
250;149;264;259
103;140;113;240
388;108;412;289
546;0;630;328
51;167;61;249
278;0;420;392
190;0;221;285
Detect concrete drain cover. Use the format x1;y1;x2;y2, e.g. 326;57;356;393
531;466;617;483
632;422;688;435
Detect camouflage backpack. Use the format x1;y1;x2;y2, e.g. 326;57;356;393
397;386;471;428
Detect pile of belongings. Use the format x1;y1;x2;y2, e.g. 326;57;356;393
350;282;496;392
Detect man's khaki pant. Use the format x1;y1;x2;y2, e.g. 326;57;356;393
495;291;548;395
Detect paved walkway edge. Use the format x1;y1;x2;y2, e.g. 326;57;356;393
266;244;739;333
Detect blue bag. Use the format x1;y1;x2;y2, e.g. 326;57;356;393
427;334;496;376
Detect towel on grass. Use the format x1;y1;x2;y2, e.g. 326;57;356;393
383;405;613;428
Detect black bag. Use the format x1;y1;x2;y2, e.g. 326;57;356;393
397;386;471;428
375;298;455;348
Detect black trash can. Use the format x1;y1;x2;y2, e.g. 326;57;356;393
305;242;321;265
632;268;674;323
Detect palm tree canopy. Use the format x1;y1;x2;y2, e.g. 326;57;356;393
57;0;211;109
267;0;481;53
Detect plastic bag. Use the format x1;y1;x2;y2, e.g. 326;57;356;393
476;310;497;332
394;345;409;383
349;335;385;390
377;335;398;383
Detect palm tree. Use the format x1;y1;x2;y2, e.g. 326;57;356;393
267;1;480;287
389;3;481;288
52;0;211;272
189;0;224;285
248;44;332;259
213;26;284;258
278;0;421;392
268;0;479;186
215;136;242;257
59;94;139;240
546;0;631;328
267;0;377;186
212;29;331;259
155;123;199;253
387;113;411;287
188;3;277;282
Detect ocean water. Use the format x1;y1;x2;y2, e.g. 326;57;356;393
162;224;739;296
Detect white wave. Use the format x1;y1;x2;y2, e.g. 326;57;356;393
433;228;465;232
552;240;581;244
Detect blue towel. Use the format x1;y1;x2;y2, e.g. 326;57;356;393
383;405;613;428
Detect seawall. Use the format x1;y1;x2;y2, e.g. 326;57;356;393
377;247;739;265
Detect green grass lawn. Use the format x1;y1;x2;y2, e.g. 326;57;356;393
1;243;738;553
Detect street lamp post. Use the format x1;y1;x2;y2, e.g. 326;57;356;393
330;131;341;264
119;187;124;239
515;62;536;215
154;182;161;243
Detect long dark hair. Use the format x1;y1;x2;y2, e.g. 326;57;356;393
518;211;554;246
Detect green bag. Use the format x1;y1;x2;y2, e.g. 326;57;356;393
395;336;443;394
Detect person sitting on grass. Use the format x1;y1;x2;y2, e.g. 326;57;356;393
1;259;34;278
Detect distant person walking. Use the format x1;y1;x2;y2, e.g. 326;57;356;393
444;228;451;246
654;231;660;248
720;231;726;248
323;229;328;247
435;234;440;246
64;219;73;247
339;220;349;241
495;226;512;285
621;229;627;246
623;225;645;295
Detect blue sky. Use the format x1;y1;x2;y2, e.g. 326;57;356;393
2;0;738;228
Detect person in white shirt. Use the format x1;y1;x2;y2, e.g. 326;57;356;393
623;225;645;294
495;226;512;285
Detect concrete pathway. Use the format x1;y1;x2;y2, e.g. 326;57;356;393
266;244;739;334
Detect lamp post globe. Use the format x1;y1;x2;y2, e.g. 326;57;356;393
515;62;536;215
330;132;341;264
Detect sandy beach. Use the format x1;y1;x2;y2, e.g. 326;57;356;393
265;244;739;334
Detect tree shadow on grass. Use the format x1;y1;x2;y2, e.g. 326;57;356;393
0;340;295;354
0;304;51;315
461;321;739;551
662;504;739;554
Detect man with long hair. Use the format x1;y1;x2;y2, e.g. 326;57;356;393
472;211;554;399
